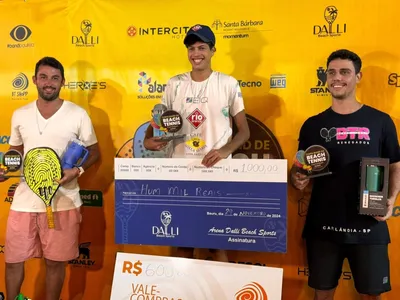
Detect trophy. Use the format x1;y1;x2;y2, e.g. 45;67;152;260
359;157;389;216
294;145;332;178
61;138;89;169
150;104;186;141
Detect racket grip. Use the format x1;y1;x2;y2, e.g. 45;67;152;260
46;206;55;229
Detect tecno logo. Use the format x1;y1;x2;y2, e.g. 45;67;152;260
237;80;262;88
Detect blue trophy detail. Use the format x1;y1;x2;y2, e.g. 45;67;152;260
61;139;89;169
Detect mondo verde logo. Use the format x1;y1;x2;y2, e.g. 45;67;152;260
11;73;29;100
8;25;34;48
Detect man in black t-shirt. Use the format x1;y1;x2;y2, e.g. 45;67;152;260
291;49;400;300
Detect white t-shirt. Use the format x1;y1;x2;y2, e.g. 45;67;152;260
9;100;98;212
161;71;245;158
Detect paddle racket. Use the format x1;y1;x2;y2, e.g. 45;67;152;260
23;147;62;229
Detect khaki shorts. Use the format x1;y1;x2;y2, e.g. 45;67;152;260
5;208;81;263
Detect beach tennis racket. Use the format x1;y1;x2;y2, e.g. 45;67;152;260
23;147;62;229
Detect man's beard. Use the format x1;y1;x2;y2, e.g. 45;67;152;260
38;87;60;101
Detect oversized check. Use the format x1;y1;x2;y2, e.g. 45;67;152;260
110;252;283;300
114;158;287;252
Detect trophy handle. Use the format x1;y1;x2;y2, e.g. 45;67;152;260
76;148;89;167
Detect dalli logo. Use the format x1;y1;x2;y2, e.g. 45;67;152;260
68;242;95;267
152;211;179;238
313;6;347;37
320;127;370;144
72;20;99;47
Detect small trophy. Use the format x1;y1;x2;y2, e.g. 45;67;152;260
294;145;332;178
150;104;186;142
359;157;389;216
61;139;89;169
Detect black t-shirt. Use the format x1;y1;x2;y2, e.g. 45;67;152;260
298;105;400;244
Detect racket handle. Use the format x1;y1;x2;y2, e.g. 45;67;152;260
46;206;55;229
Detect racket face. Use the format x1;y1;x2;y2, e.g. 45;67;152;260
23;147;62;206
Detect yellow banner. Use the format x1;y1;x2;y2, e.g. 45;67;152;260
0;0;399;299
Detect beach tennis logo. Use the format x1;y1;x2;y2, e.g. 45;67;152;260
11;73;29;100
313;6;347;37
310;67;330;96
72;20;99;47
8;25;34;48
68;242;95;267
235;282;268;300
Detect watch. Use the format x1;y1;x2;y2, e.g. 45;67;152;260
76;166;84;177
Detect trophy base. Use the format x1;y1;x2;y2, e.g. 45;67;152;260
306;171;332;179
158;134;186;142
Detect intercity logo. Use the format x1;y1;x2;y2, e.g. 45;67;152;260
72;20;99;47
0;244;4;253
127;25;190;39
310;67;330;96
388;73;400;87
137;72;166;100
0;135;10;145
11;73;29;100
8;25;34;48
270;74;286;89
212;18;263;39
68;242;95;267
5;183;19;203
313;6;347;37
127;26;137;37
64;81;107;90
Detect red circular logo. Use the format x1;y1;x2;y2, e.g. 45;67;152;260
127;26;137;37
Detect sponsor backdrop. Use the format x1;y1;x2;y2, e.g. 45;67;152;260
0;0;399;299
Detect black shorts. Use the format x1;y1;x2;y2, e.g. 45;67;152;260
306;238;391;295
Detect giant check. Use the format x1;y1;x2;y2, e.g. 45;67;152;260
114;158;287;252
110;252;283;300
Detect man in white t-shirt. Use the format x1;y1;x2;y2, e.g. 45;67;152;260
144;24;250;262
0;57;100;300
